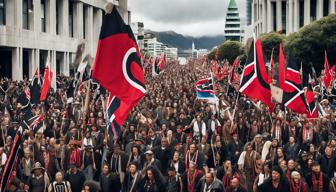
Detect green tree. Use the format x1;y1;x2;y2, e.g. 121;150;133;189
217;40;244;64
208;48;217;60
284;14;336;74
260;32;286;62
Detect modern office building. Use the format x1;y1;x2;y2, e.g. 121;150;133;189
165;47;178;60
252;0;336;36
224;0;243;41
0;0;129;84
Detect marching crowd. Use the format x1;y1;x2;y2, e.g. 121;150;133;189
0;58;336;192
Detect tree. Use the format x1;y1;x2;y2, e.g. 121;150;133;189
208;48;217;60
217;40;244;64
284;14;336;76
260;32;286;62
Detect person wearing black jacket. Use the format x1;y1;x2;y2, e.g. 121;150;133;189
305;161;330;192
65;164;86;192
258;166;290;192
99;164;113;192
123;162;142;192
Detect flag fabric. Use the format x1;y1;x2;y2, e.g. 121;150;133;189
282;56;309;115
195;77;217;101
24;88;31;101
40;66;53;102
157;52;166;70
305;91;318;118
0;128;21;192
269;49;275;83
17;91;30;110
278;44;286;90
30;68;41;105
92;6;146;141
239;38;274;109
24;114;44;133
66;79;76;104
152;57;160;77
106;94;124;141
229;58;239;84
323;52;333;92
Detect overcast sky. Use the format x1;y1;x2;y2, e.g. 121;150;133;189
128;0;246;37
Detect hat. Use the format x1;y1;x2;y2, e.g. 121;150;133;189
32;162;44;172
145;150;153;155
134;138;145;145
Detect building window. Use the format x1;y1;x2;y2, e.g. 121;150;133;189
323;0;329;16
83;5;87;39
56;0;59;34
41;0;46;32
22;0;33;29
310;0;317;21
69;1;74;37
0;0;5;25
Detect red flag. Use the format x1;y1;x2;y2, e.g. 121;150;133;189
278;44;286;90
282;56;309;115
40;66;53;101
92;6;146;136
305;91;318;118
229;58;239;84
323;51;332;91
158;52;166;70
239;39;274;109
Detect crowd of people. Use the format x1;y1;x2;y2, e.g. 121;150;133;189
0;57;336;192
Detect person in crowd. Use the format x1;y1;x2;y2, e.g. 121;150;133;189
123;162;142;192
227;176;247;192
257;166;290;191
166;166;182;192
99;164;113;192
289;171;308;192
48;172;71;192
197;171;225;192
65;163;86;192
26;162;50;192
306;161;330;192
182;162;203;192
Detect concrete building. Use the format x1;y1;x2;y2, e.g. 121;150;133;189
145;37;163;57
0;0;129;83
165;47;178;60
131;21;144;52
252;0;336;36
224;0;243;41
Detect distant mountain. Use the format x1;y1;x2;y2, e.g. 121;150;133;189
145;30;224;50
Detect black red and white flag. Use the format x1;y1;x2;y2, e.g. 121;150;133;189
0;128;22;191
305;91;318;118
229;58;239;84
92;6;146;141
282;55;309;115
24;114;44;133
40;65;53;102
239;38;274;110
30;68;41;105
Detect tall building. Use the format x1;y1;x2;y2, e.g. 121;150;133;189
0;0;129;81
131;22;145;52
224;0;243;41
165;47;178;60
145;37;163;57
252;0;336;37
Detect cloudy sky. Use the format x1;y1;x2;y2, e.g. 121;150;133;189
128;0;246;37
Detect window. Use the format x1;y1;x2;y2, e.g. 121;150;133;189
41;0;46;32
0;0;5;25
56;0;59;34
22;0;30;29
69;1;74;37
83;5;87;39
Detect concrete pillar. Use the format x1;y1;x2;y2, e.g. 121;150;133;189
63;52;70;76
74;2;83;39
267;0;273;32
293;0;300;31
87;6;94;55
330;0;336;13
288;0;294;34
317;0;323;19
304;0;311;25
28;49;35;79
50;50;57;90
276;0;282;31
12;47;23;81
14;0;23;29
62;0;69;36
33;0;41;33
262;0;267;33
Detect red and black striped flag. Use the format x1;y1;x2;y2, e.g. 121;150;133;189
239;38;274;110
282;55;309;114
92;6;146;141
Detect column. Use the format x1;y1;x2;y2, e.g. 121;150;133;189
61;0;69;36
28;49;35;79
267;0;273;32
73;2;83;39
50;50;57;90
262;0;267;33
33;0;41;33
293;0;300;31
304;0;311;25
63;52;70;76
35;49;40;74
330;0;335;13
276;0;282;31
288;0;294;34
317;0;323;19
12;47;23;81
14;0;23;28
87;6;94;55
